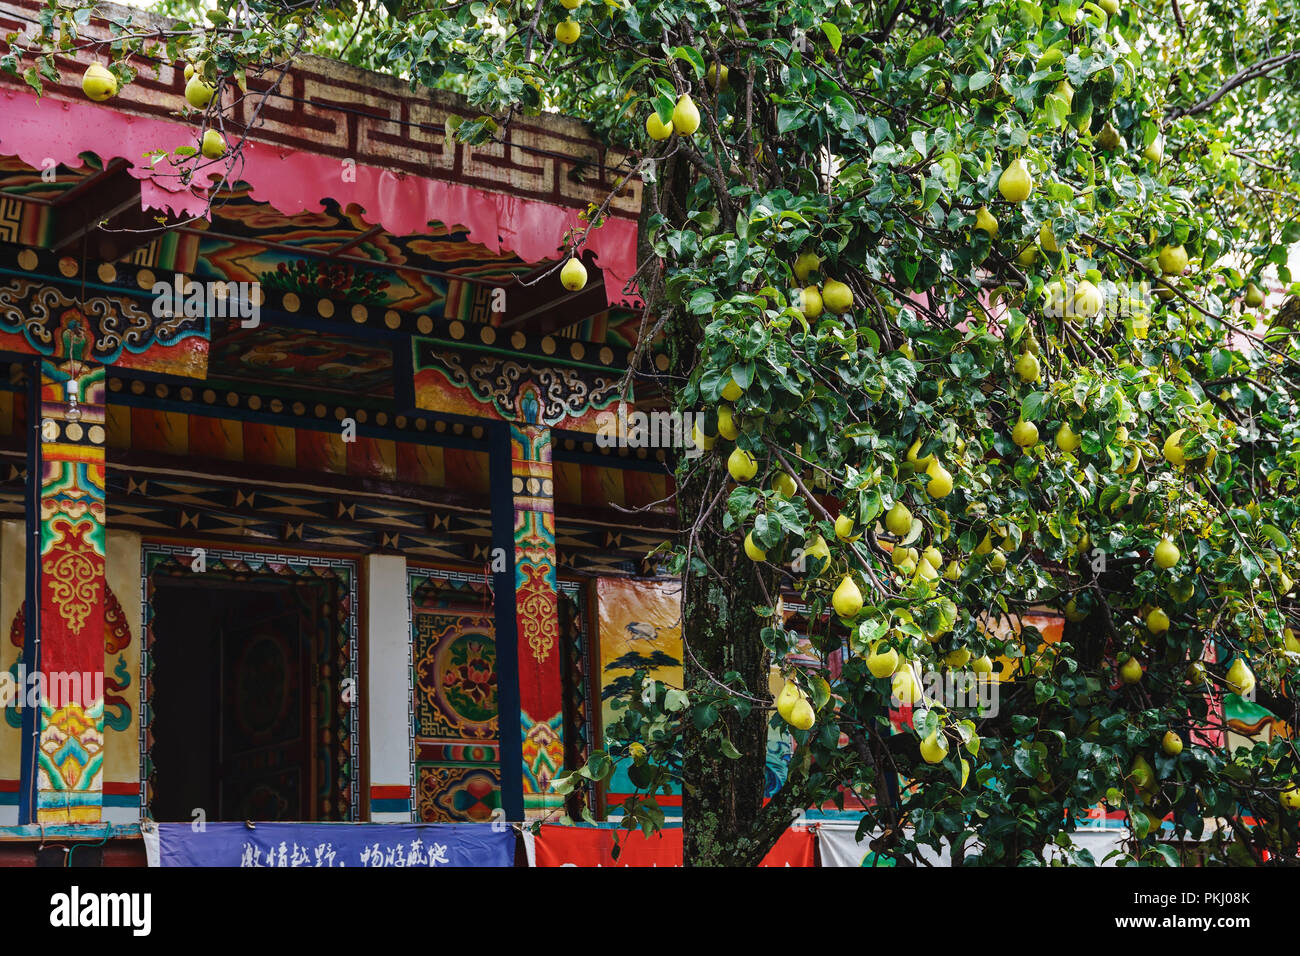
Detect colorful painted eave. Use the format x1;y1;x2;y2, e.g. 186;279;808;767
0;2;642;309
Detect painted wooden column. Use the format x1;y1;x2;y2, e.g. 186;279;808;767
22;342;107;824
364;553;414;822
509;422;565;816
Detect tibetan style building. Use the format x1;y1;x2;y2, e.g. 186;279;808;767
0;0;683;863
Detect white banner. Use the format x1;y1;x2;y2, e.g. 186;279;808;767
816;824;951;867
817;823;1128;866
1045;828;1130;866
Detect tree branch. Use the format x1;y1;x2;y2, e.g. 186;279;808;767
1169;51;1300;118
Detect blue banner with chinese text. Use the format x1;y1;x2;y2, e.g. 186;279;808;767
154;822;514;867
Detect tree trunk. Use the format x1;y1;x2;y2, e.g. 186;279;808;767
677;467;783;865
639;153;804;866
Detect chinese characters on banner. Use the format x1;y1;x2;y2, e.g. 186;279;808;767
150;823;515;867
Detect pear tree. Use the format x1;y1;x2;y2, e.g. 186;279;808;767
15;0;1300;866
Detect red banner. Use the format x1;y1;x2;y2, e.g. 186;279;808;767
531;825;814;867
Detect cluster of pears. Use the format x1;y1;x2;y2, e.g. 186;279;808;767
970;158;1034;238
83;62;229;159
646;94;701;140
887;541;955;586
182;62;217;110
743;473;805;562
85;59;215;114
712;376;790;491
182;62;227;158
1010;352;1088;455
1044;275;1105;322
790;251;854;318
905;439;953;498
877;648;922;706
972;517;1025;573
555;0;583;45
691;401;738;454
1126;733;1192;803
1013;220;1066;269
775;678;815;731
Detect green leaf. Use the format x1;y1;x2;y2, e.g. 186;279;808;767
776;104;803;134
673;45;705;80
1152;844;1180;867
820;22;842;55
906;36;943;69
1261;525;1289;550
664;688;689;712
693;703;719;730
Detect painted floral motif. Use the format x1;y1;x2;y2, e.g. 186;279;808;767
440;635;497;723
262;259;386;303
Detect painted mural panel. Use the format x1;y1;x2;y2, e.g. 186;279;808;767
409;576;501;823
102;530;142;818
0;521;21;817
595;577;683;805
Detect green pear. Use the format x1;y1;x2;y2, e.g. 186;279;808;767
1225;658;1255;696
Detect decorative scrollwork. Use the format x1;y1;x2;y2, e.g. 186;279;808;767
41;548;100;636
516;562;558;663
0;277;202;360
427;351;622;426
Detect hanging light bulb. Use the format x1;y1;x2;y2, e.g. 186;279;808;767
65;375;81;422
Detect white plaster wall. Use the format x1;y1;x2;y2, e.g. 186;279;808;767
365;554;411;822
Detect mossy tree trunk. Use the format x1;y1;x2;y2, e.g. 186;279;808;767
675;467;806;866
634;154;808;866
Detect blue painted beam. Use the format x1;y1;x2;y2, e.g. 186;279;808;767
0;823;141;840
489;421;524;822
18;360;40;825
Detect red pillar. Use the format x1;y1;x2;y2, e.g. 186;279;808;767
33;351;106;824
510;423;565;815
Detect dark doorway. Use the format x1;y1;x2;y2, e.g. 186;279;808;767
150;577;321;823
